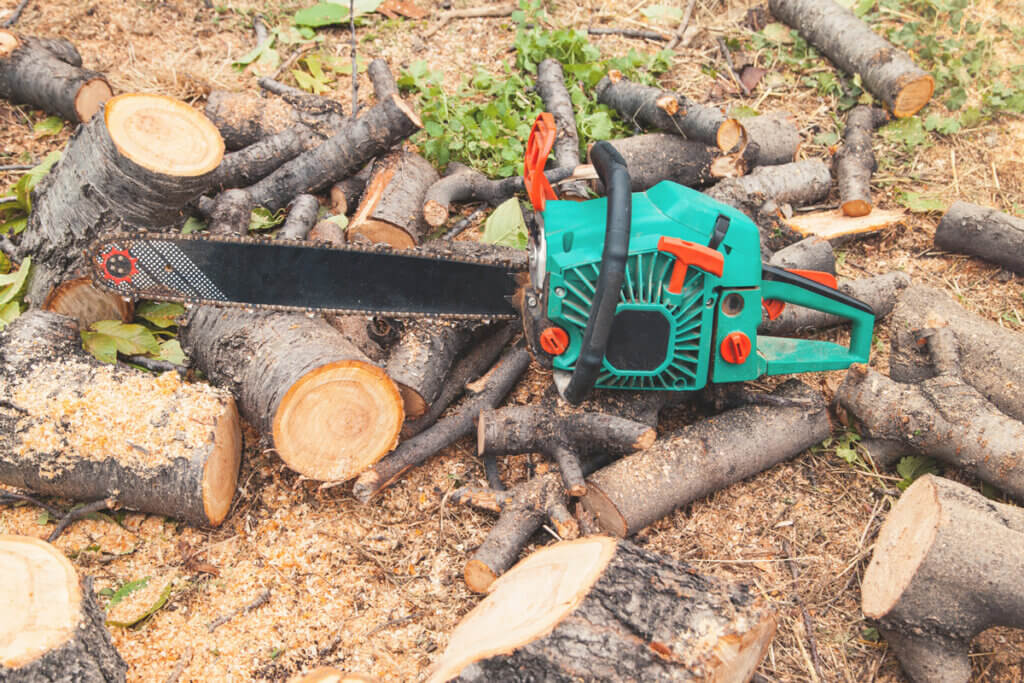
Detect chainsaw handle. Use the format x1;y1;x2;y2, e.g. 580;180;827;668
561;140;631;404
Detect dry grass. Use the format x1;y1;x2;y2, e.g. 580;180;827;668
1;0;1023;680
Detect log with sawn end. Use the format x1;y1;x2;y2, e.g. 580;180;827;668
834;105;889;216
934;201;1024;275
598;133;753;192
347;148;439;248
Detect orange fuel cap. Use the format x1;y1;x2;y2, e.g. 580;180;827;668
539;326;570;355
720;331;751;364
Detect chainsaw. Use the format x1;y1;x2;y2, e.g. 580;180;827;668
89;113;874;404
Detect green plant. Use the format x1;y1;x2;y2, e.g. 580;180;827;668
819;428;868;469
81;302;186;366
0;151;61;234
896;454;938;490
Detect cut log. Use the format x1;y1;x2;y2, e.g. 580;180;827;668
329;164;372;216
594;72;727;149
888;285;1024;423
245;93;422;212
781;207;907;241
836;329;1024;500
207;189;252;236
348;148;440;248
16;93;223;326
352;345;530;502
280;194;320;240
717;111;802;166
0;30;112;123
862;475;1024;683
760;271;910;336
309;218;349;246
0;311;241;527
385;319;472;419
204;90;297;150
537;59;588;200
427;537;777;682
705;159;831;218
768;0;934;117
582;379;829;537
934;201;1024;275
180;307;404;482
211;124;318;190
598;134;750;192
0;536;126;681
835;105;889;216
767;235;836;274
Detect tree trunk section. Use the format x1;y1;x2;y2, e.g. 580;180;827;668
704;159;832;218
180;307;404;482
17;93;224;326
934;201;1024;275
428;537;776;682
862;475;1024;683
204;90;297;150
348;148;439;247
245;93;422;212
0;30;112;123
717;112;801;166
368;58;397;101
768;0;934;117
888;285;1024;423
834;105;888;216
537;59;588;199
0;536;126;681
582;380;829;537
0;311;241;527
598;134;749;192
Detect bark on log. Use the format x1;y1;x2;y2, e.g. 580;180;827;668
257;77;347;136
0;312;241;527
329;164;372;216
767;235;836;274
310;218;349;246
862;475;1024;683
717;111;802;166
836;332;1024;500
0;536;126;681
348;148;439;247
16;93;223;326
934;201;1024;275
759;271;909;336
594;72;727;148
582;379;829;537
0;30;112;123
367;58;397;101
280;194;320;240
211;124;318;190
207;189;252;236
422;165;574;228
204;90;297;150
180;307;404;482
835;105;889;216
704;159;832;218
768;0;934;117
245;93;422;212
352;345;530;502
888;285;1024;423
537;59;588;200
385;320;473;419
427;537;777;682
598;134;751;192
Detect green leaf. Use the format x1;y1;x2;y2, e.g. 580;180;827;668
106;577;150;612
0;300;22;330
232;30;278;70
882;117;928;149
640;5;682;22
814;130;840;145
155;339;186;365
81;321;161;363
249;207;285;232
293;0;382;27
761;22;794;44
33;116;64;137
2;151;61;217
105;575;173;628
728;105;759;119
0;251;8;274
924;113;961;134
0;216;27;236
135;301;185;328
896;455;938;490
898;191;945;213
181;216;207;234
0;256;30;306
482;198;528;249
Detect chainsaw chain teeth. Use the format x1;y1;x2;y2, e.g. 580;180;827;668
88;232;523;321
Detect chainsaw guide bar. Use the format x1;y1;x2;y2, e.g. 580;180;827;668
88;233;524;320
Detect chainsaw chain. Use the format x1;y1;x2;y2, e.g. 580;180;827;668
88;231;525;321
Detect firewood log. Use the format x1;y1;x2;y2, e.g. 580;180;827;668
582;379;830;537
934;201;1024;275
348;148;439;248
385;320;472;419
598;134;751;192
280;194;320;240
0;312;241;527
704;159;832;218
537;59;588;200
888;285;1024;423
15;93;223;327
244;93;421;212
211;124;319;190
329;164;372;216
769;0;934;117
767;235;836;274
716;111;802;166
181;306;403;483
837;328;1024;501
0;536;126;681
427;537;777;682
0;31;112;123
862;475;1024;683
834;105;889;216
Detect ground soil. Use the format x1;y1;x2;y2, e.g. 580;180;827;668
1;0;1023;681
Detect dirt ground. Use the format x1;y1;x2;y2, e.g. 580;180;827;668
1;0;1023;680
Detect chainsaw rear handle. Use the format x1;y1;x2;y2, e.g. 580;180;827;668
561;140;632;404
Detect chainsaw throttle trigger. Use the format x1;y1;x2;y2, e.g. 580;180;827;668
524;112;557;211
763;268;839;319
657;237;725;294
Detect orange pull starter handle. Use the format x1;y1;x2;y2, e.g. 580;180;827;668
657;237;725;293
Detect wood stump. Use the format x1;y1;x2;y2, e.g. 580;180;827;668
934;201;1024;275
428;537;776;682
348;148;439;247
16;93;223;326
0;311;240;527
181;307;403;482
862;475;1024;683
0;536;126;681
0;31;112;123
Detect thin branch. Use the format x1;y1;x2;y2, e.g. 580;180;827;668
0;164;35;172
444;205;487;239
0;490;65;518
120;354;188;375
48;497;116;543
717;37;750;96
349;0;358;119
207;588;272;632
1;0;31;28
587;27;669;41
666;0;699;50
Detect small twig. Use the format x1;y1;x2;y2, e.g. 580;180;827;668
272;44;316;81
1;0;31;27
0;164;34;172
587;27;668;41
349;0;358;119
48;497;115;543
716;37;750;96
207;588;272;632
423;3;516;39
121;354;188;375
0;490;65;518
253;15;270;48
444;205;487;239
163;647;193;683
666;0;698;50
366;612;419;637
782;540;825;683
